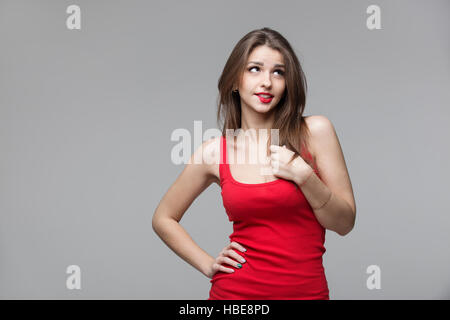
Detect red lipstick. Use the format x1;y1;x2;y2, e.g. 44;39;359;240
255;92;274;103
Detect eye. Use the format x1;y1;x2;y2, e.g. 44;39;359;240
248;66;284;76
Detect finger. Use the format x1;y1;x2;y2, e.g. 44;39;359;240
287;153;296;163
269;145;281;152
271;162;279;174
230;241;247;252
225;249;246;263
213;262;234;273
219;265;235;273
218;256;243;269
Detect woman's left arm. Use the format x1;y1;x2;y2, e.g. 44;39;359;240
295;116;356;236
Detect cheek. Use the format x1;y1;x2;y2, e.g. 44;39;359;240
277;86;286;99
241;77;256;90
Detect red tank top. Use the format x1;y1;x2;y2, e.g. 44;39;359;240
208;135;330;300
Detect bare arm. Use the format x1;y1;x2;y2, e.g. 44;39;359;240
296;116;357;236
152;138;219;278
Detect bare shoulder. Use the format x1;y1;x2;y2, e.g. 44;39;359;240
304;115;334;158
303;114;340;168
195;136;221;186
304;114;334;136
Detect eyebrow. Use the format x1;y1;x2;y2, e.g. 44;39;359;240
247;61;285;68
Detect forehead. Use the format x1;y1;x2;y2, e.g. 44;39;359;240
247;45;284;65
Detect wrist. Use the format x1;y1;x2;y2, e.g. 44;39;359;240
295;166;314;187
202;256;215;278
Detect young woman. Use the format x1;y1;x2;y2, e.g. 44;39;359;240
152;27;356;300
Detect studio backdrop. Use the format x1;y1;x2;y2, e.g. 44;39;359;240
0;0;449;299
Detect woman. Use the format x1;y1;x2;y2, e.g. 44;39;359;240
152;27;356;300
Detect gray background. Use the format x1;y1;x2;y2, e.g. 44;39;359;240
1;0;449;299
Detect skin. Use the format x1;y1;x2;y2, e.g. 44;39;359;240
152;45;356;279
235;45;286;138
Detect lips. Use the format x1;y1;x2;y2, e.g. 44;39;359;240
255;92;274;98
256;94;273;103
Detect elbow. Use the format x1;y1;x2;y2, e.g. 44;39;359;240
152;209;177;236
337;225;353;237
152;217;158;233
152;210;162;234
337;210;356;237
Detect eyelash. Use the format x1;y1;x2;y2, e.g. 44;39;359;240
248;66;285;76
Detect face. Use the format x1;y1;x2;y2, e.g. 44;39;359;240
236;45;286;114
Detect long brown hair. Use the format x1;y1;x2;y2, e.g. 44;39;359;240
216;27;315;168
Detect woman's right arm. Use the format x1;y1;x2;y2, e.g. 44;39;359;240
152;138;219;278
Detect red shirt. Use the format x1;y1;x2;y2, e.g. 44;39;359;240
208;135;329;300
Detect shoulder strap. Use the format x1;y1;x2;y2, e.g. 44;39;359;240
219;135;229;185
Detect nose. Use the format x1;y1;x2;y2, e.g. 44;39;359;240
261;71;272;88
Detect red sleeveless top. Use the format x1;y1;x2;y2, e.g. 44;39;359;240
208;135;329;300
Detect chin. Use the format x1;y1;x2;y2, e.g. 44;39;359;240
256;105;272;111
253;102;277;113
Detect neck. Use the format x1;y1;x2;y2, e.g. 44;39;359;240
239;107;276;144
